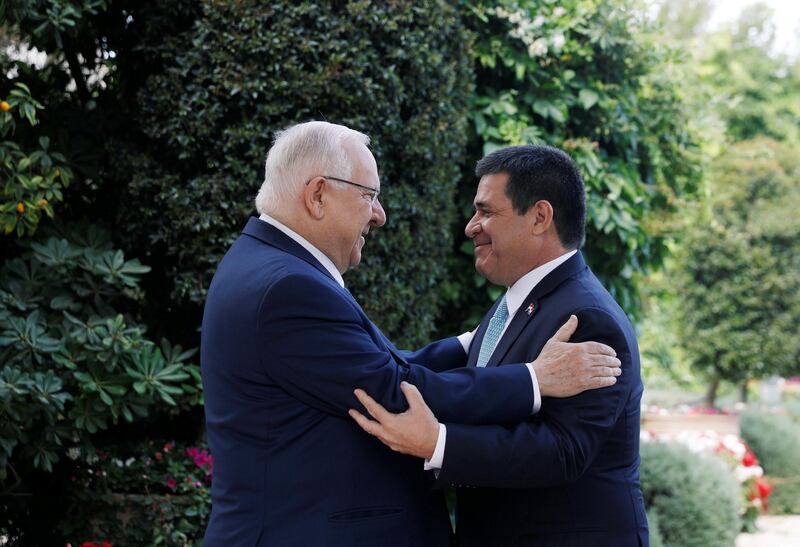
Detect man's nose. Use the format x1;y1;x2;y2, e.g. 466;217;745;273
465;213;480;238
371;198;387;227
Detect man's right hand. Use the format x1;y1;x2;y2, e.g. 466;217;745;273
531;315;621;398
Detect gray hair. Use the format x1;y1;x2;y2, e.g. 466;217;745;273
255;121;370;214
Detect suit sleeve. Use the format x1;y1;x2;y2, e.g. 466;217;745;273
401;337;467;372
437;307;635;488
257;274;533;425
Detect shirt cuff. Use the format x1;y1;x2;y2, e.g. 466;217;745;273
423;423;447;471
526;362;542;414
456;331;473;354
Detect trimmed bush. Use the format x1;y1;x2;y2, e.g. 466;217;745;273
647;508;665;547
108;0;474;347
741;410;800;514
640;442;741;547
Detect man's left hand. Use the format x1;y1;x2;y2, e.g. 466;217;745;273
349;382;439;459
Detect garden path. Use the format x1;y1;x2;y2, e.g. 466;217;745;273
736;515;800;546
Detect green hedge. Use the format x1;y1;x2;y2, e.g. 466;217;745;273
741;410;800;514
647;508;665;547
107;0;474;347
640;442;741;547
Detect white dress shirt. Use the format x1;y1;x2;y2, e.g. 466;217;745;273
259;213;344;287
424;250;578;471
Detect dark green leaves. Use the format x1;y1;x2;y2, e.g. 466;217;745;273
0;227;202;475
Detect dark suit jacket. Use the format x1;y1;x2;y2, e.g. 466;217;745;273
201;218;537;547
440;252;648;547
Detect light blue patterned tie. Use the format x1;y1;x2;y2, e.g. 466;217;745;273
476;295;509;368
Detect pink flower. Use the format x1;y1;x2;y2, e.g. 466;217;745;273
186;447;199;459
166;477;177;490
155;451;163;461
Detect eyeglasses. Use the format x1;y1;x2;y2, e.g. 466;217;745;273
320;175;380;205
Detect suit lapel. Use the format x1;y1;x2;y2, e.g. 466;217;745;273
485;297;540;367
484;252;588;367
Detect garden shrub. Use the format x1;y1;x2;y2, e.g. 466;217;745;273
0;224;202;544
647;508;664;547
109;0;474;347
741;410;800;514
640;441;741;547
60;440;211;546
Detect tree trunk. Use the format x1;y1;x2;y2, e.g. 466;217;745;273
740;380;749;403
705;378;719;408
62;34;90;106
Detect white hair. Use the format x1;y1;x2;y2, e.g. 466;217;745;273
255;121;370;214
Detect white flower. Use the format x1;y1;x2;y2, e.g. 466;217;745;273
552;33;566;49
553;7;567;18
508;11;523;24
532;15;546;28
113;458;124;468
721;434;746;457
734;464;764;482
66;447;81;460
529;38;548;57
495;7;509;18
125;457;135;467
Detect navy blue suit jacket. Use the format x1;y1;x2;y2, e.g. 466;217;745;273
201;218;537;546
440;252;648;547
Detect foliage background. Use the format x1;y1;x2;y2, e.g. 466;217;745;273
1;0;798;544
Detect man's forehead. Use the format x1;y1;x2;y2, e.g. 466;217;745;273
475;173;509;203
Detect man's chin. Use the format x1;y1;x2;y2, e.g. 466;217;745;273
347;251;362;270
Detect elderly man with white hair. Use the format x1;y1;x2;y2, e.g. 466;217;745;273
200;121;620;546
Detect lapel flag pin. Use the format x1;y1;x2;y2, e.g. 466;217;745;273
526;302;535;315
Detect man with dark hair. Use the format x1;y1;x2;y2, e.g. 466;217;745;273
476;144;586;247
351;144;648;546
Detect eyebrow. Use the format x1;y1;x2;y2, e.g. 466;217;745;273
474;200;492;210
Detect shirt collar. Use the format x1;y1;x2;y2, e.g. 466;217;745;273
259;213;345;287
505;250;577;317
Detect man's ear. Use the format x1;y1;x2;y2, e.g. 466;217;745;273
530;200;554;236
303;176;326;219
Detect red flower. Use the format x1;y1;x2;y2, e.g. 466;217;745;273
757;480;773;499
163;442;174;453
155;451;163;461
742;451;758;467
166;477;177;490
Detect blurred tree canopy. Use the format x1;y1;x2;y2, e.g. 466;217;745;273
700;4;800;144
649;1;800;401
673;139;800;406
